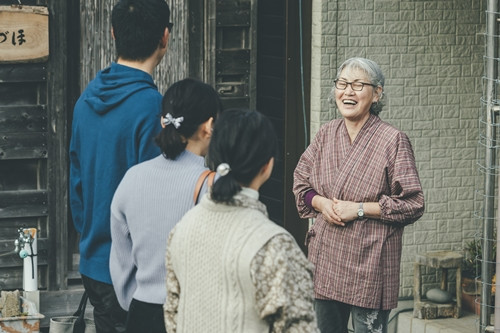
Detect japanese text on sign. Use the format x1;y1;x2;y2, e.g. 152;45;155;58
0;6;49;63
0;29;27;46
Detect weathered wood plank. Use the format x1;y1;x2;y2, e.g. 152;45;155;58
216;0;250;26
155;0;189;88
0;190;48;219
0;208;48;222
216;49;250;75
0;82;45;106
0;238;48;267
0;267;24;289
0;217;48;242
0;132;47;160
0;265;47;290
0;63;47;83
188;0;204;80
0;105;47;132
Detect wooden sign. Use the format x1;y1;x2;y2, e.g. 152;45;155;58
0;6;49;63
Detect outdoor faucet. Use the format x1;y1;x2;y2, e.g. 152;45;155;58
0;227;34;258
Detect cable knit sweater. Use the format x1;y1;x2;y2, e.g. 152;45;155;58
165;189;319;332
110;151;209;310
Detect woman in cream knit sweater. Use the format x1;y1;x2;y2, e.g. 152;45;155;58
164;109;319;332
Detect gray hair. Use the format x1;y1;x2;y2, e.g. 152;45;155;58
331;57;386;116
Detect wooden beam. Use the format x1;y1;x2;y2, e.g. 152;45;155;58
46;0;69;291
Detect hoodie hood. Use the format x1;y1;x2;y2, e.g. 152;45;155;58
85;62;158;115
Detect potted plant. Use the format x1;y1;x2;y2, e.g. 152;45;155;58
462;237;496;314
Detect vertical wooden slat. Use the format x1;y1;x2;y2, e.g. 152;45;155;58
66;0;81;278
256;0;311;251
158;0;189;90
79;0;188;96
187;0;204;80
283;0;311;252
80;1;114;89
47;0;69;290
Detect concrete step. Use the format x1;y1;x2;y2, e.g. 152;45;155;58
397;310;480;332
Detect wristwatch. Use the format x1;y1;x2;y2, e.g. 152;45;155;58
357;202;364;218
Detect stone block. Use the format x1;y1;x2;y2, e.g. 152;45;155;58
0;290;21;318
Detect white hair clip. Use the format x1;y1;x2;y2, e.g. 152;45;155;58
162;113;184;129
216;163;231;176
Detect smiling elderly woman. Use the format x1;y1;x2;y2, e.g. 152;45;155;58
293;57;425;333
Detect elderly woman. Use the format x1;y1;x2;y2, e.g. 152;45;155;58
293;57;424;333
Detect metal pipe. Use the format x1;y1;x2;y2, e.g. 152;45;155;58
483;2;498;332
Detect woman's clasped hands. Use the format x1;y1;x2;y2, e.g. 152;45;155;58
312;196;359;226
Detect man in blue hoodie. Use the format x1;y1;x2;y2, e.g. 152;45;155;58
69;0;172;331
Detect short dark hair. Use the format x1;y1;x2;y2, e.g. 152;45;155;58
208;109;278;204
155;78;223;160
112;0;171;61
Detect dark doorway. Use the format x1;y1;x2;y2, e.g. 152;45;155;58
257;0;311;252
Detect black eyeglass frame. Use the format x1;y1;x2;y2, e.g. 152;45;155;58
334;79;377;91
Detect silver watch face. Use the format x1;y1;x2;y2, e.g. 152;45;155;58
357;209;364;217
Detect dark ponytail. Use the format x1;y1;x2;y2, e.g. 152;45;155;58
207;109;278;203
155;78;222;160
209;169;241;204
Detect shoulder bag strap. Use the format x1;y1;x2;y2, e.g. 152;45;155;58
193;170;216;204
72;291;88;333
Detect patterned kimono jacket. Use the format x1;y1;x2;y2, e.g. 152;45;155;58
293;114;424;310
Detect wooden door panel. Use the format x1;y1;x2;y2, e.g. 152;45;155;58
0;106;47;133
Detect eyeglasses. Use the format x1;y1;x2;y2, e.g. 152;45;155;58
334;79;376;91
167;22;174;32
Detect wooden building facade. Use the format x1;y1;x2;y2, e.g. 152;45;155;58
0;0;311;323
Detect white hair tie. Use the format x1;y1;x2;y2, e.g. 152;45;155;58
162;113;184;129
216;163;231;176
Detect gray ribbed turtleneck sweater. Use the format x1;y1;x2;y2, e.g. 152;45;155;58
110;151;209;310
